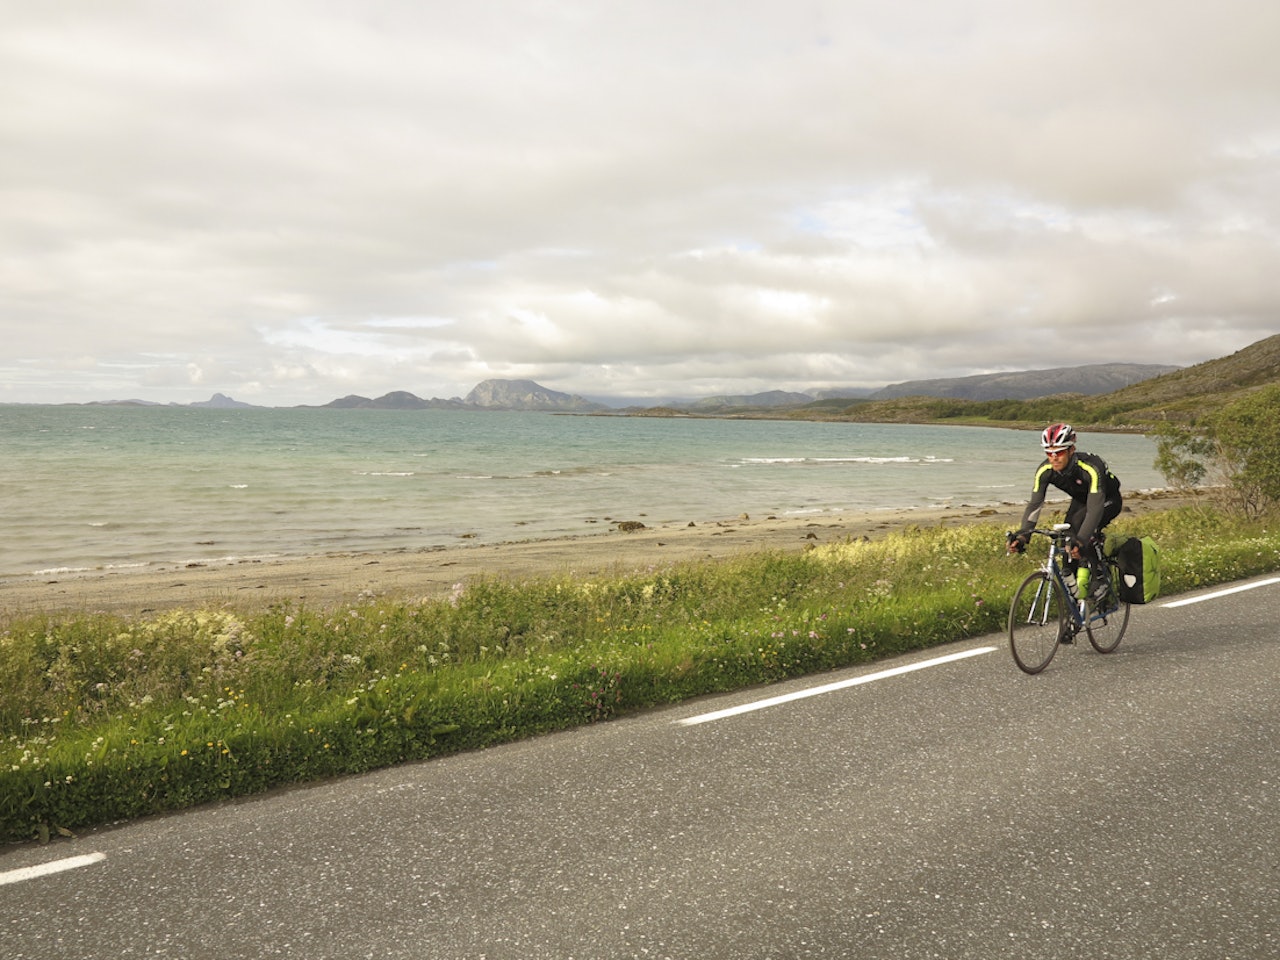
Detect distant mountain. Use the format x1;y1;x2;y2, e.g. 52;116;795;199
70;349;1252;416
319;391;466;410
869;363;1180;402
618;364;1181;418
189;393;261;409
306;380;607;412
809;334;1280;428
85;398;164;406
811;387;877;401
620;364;1180;417
322;394;378;409
208;337;1269;423
464;379;608;412
87;393;261;409
687;390;816;410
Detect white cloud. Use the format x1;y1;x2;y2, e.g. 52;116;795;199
1;0;1277;404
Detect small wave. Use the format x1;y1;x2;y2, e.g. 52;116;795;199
455;467;615;482
176;552;283;567
455;467;615;480
33;561;154;576
229;484;249;489
740;456;880;464
531;466;614;478
739;455;955;466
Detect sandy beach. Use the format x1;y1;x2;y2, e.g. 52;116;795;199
0;492;1189;620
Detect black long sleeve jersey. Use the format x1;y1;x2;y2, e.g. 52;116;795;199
1017;450;1122;543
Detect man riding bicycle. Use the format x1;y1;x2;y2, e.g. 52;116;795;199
1007;423;1123;605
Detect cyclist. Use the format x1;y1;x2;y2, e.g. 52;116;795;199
1007;423;1123;606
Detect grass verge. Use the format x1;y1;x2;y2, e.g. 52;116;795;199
3;504;1277;843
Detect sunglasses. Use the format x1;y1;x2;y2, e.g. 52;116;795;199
1045;448;1072;457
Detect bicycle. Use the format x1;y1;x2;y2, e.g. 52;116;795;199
1006;523;1131;674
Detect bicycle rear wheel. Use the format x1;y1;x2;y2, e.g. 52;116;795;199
1085;562;1130;653
1009;571;1067;674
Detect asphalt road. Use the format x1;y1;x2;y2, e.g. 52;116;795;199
3;575;1279;959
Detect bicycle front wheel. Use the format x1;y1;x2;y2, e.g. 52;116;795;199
1086;567;1130;653
1009;571;1067;674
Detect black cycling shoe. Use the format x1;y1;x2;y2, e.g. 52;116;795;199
1087;582;1114;616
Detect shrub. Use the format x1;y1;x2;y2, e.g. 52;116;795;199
1151;384;1280;519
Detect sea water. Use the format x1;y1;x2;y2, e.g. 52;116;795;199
0;405;1166;578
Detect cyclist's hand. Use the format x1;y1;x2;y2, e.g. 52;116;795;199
1068;538;1085;560
1006;532;1027;554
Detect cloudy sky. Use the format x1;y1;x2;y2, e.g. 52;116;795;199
3;1;1278;405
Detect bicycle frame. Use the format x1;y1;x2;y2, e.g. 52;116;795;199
1008;522;1130;674
1038;525;1089;629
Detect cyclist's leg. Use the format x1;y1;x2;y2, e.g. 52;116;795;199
1084;541;1109;603
1087;499;1124;600
1086;524;1129;649
1062;500;1086;578
1067;496;1119;600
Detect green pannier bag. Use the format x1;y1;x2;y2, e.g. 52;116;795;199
1108;535;1161;604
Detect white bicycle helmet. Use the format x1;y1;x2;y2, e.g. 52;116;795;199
1041;422;1076;451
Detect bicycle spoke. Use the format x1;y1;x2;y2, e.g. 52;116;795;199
1009;571;1065;674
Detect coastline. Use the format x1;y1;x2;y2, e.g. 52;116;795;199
0;492;1189;620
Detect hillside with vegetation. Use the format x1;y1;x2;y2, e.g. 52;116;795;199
867;362;1177;402
785;333;1280;430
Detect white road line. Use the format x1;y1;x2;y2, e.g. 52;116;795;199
0;852;106;886
1162;577;1280;608
675;647;996;726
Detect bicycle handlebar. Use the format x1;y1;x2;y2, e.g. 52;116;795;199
1006;526;1076;554
1021;526;1075;541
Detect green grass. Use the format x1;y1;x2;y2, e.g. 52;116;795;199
3;505;1277;843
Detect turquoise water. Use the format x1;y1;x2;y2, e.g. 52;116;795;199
0;406;1166;577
